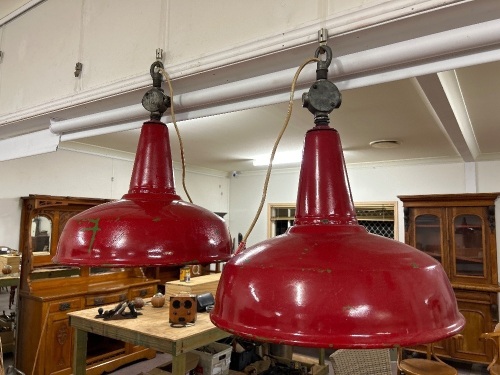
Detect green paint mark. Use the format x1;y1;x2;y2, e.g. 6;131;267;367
411;262;419;269
81;218;101;253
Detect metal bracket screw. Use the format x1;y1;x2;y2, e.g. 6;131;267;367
156;48;163;60
74;62;83;77
318;28;328;45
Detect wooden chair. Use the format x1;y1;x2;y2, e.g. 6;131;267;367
481;323;500;374
397;336;463;375
329;348;392;375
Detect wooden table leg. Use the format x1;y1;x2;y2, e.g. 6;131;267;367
319;348;325;366
9;286;15;309
73;328;88;375
172;352;187;375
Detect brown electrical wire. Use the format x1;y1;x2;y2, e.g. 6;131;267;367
31;307;51;375
158;55;320;249
158;67;193;203
236;56;320;254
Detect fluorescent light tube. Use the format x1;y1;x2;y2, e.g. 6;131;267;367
252;151;302;166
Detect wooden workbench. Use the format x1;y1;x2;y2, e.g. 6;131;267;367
69;299;231;375
0;274;19;288
0;274;19;310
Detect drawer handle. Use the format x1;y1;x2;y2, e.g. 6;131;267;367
59;303;71;311
94;297;105;305
139;289;148;297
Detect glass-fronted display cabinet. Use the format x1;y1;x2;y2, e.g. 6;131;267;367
399;193;499;365
409;204;494;286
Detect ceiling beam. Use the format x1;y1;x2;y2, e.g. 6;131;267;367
415;73;476;162
438;70;480;158
50;17;500;139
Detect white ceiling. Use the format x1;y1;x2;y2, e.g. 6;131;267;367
4;0;500;173
59;59;500;173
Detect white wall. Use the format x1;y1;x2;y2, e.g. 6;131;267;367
1;144;498;260
0;149;229;250
1;0;385;117
477;160;500;192
228;160;499;246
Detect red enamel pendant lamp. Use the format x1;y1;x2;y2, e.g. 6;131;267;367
53;62;231;267
210;46;465;348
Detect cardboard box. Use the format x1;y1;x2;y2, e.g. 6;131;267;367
165;273;221;301
193;342;232;375
0;330;14;353
0;317;14;353
0;254;20;273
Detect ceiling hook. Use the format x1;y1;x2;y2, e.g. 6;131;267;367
150;60;164;88
315;44;332;70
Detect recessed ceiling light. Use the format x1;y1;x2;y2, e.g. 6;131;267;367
369;140;401;149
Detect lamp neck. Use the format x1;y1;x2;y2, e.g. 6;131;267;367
294;124;357;226
125;120;179;197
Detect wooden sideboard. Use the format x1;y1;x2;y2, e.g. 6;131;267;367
15;195;160;375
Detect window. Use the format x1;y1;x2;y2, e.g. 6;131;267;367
268;202;398;239
268;204;296;237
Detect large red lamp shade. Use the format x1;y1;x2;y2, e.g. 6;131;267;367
210;46;464;348
53;62;231;267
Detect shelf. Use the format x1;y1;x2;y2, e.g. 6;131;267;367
421;251;442;259
456;257;483;264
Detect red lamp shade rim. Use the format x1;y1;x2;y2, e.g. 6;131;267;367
210;315;465;349
54;197;232;267
211;229;465;348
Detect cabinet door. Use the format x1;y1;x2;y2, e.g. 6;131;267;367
45;315;73;375
450;290;497;364
448;207;494;286
407;207;450;276
43;298;82;375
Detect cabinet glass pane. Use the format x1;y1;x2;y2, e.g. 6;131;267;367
454;214;484;276
415;214;442;262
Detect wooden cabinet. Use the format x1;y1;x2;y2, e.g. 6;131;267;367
18;194;109;268
399;193;500;365
15;195;160;375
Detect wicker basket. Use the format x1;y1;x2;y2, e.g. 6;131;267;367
329;349;392;375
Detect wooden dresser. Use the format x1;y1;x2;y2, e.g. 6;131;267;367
399;193;500;365
15;195;160;375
